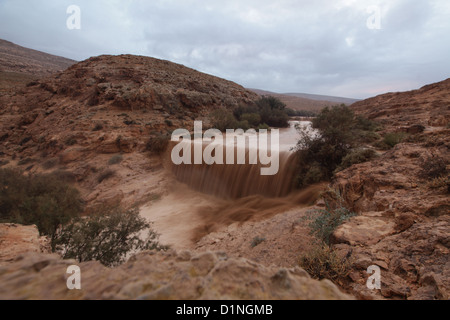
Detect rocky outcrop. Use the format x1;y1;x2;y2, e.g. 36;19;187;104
0;224;50;266
0;251;352;300
330;84;450;300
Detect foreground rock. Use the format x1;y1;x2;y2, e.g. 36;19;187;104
0;251;352;300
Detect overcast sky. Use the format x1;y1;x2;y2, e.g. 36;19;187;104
1;0;449;99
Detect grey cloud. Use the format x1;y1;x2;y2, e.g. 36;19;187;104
0;0;449;99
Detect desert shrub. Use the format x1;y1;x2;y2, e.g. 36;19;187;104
427;176;448;190
420;156;448;179
379;132;407;149
0;168;83;248
302;191;356;245
64;136;77;146
240;113;261;127
335;148;377;173
299;244;352;282
257;123;270;130
42;157;60;170
285;109;317;117
93;123;104;131
251;237;266;248
294;105;378;187
146;133;170;155
55;207;168;267
210;108;239;132
18;158;34;166
97;169;115;183
108;154;123;165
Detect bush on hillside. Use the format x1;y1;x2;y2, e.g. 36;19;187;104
0;168;83;249
294;105;377;187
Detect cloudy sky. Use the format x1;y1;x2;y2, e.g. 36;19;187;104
1;0;449;99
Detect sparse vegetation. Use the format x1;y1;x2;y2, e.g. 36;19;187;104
299;244;352;282
108;154;123;165
93;123;104;131
299;190;355;283
64;136;77;146
146;133;170;155
302;198;356;245
97;169;115;183
335;148;377;173
251;236;266;248
420;155;448;180
375;132;407;150
55;207;168;267
42;157;60;170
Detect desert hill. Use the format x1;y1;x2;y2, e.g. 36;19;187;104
0;39;76;77
0;54;258;209
351;78;450;129
249;88;359;113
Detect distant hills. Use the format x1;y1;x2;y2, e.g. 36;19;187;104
0;39;76;77
249;88;360;113
0;38;359;114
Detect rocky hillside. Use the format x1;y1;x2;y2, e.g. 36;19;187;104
326;79;450;300
351;78;450;130
0;39;76;77
0;54;258;209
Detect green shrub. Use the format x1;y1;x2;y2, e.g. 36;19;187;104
294;105;378;187
302;192;356;245
108;154;123;165
251;237;266;248
97;169;115;183
380;132;407;149
210;108;239;132
0;168;83;249
55;207;168;267
64;137;77;146
299;244;352;282
42;157;60;170
146;133;170;155
241;113;261;127
335;148;377;172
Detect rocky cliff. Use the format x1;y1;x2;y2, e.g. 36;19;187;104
329;79;450;300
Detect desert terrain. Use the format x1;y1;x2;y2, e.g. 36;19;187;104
0;40;448;300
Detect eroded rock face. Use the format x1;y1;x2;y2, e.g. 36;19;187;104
330;124;449;300
0;251;353;300
0;224;50;266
